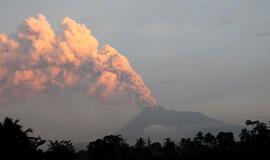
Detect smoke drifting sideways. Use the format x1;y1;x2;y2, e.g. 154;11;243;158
0;14;157;108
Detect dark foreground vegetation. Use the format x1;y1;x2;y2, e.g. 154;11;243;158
0;117;269;160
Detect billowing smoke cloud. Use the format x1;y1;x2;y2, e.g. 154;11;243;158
0;14;157;107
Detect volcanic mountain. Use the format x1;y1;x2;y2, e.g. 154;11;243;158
118;106;241;143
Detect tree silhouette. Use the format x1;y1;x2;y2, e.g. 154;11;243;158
163;137;176;153
135;137;146;150
216;132;235;146
146;137;152;146
0;117;45;160
194;131;204;145
1;117;270;160
239;128;251;143
87;135;129;160
238;120;270;159
246;120;270;144
46;140;76;160
204;132;216;147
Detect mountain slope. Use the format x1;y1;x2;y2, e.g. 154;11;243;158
118;107;241;143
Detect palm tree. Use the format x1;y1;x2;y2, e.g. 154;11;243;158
0;117;45;160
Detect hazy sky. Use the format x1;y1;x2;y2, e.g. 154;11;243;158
0;0;270;140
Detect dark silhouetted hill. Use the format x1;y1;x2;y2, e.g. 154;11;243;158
118;107;241;143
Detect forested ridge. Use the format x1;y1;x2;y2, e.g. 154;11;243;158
0;117;269;160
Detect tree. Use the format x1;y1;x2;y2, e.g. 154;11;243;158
87;135;129;160
46;140;76;160
147;137;152;146
135;137;146;150
163;137;176;152
204;133;216;147
147;142;162;160
246;120;270;143
239;128;251;143
240;120;270;150
0;117;45;160
216;132;235;146
194;131;204;145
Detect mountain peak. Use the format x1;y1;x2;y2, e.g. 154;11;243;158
118;108;241;143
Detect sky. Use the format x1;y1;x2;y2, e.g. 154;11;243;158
0;0;270;141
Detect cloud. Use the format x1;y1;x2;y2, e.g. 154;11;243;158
0;14;157;107
144;124;175;136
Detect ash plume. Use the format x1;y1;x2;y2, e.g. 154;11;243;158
0;15;157;107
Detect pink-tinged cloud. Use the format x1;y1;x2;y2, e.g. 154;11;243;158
0;14;157;107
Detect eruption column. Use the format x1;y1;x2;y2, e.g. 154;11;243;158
0;15;157;107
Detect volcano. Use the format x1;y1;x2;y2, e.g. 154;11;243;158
118;107;241;143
